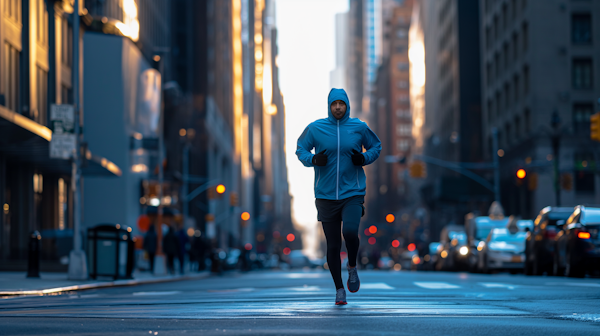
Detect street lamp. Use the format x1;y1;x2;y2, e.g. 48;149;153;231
551;111;561;206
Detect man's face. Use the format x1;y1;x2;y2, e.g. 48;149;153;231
330;100;347;120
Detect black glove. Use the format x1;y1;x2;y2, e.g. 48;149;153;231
312;150;328;166
351;149;365;166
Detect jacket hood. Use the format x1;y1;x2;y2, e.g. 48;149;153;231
327;88;350;123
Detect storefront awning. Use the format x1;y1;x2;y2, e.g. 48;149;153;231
0;106;122;177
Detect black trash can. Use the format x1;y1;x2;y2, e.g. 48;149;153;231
87;224;135;280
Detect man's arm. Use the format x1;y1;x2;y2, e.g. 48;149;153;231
296;125;315;167
361;124;381;165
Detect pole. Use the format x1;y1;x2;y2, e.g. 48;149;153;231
551;111;561;206
182;143;189;226
492;127;500;203
153;59;166;275
68;0;88;280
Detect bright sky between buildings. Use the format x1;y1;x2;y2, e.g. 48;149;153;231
276;0;349;258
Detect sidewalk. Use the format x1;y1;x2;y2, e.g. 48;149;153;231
0;270;210;296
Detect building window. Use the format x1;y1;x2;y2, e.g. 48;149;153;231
514;116;521;140
62;20;73;67
396;109;410;118
487;100;493;122
505;123;511;146
573;103;594;133
486;62;493;84
397;80;409;89
397;62;409;72
513;75;520;102
493;15;499;40
396;124;411;137
523;65;529;94
4;43;20;112
503;42;509;70
6;0;20;22
486;26;491;49
504;83;510;108
36;0;48;45
512;33;519;61
496;91;502;118
572;58;593;89
522;22;528;53
397;139;410;152
524;108;530;132
494;53;500;79
35;67;48;125
502;3;508;33
572;13;592;45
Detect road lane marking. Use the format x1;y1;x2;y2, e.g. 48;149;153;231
360;283;395;290
545;282;600;288
478;283;517;290
132;291;182;296
413;282;461;289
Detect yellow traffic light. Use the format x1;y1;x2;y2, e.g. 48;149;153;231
591;112;600;142
516;169;526;179
216;184;226;194
409;161;426;178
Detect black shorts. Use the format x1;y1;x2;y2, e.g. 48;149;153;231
315;195;365;223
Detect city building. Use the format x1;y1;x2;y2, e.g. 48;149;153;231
411;0;489;241
0;0;121;271
479;0;600;216
365;0;413;238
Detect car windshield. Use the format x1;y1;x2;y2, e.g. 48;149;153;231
476;229;492;240
491;232;527;242
547;212;571;226
583;209;600;225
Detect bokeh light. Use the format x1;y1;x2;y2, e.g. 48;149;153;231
368;225;377;234
392;240;400;248
407;243;416;252
287;233;295;242
385;214;395;223
283;247;291;255
368;237;376;245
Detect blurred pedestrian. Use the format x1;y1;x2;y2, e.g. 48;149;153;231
190;234;207;271
143;225;157;273
296;88;381;305
163;225;179;275
177;227;189;274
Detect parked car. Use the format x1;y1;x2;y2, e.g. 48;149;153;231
435;225;468;271
286;250;314;269
554;206;600;278
478;227;527;273
524;206;573;275
465;214;510;272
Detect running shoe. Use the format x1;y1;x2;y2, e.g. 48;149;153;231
335;288;347;305
347;267;360;293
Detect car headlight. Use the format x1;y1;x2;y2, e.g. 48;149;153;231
459;246;469;255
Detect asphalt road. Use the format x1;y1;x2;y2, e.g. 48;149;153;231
1;270;600;335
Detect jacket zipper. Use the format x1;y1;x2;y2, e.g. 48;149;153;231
336;120;340;200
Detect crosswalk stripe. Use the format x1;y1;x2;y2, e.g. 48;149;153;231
361;283;395;290
413;282;461;289
478;283;517;290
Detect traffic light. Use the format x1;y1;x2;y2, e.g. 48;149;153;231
230;192;238;206
516;169;526;179
409;161;427;178
591;112;600;142
561;173;573;191
216;184;226;194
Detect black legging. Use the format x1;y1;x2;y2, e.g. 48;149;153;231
321;203;361;290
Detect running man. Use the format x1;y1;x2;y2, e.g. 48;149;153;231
296;88;381;305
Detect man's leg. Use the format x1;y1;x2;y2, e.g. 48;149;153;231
321;221;344;290
341;202;362;267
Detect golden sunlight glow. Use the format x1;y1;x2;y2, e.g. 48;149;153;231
408;3;426;150
232;0;243;161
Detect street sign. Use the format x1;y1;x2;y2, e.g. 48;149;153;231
49;104;76;159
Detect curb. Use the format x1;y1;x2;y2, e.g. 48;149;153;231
0;271;211;297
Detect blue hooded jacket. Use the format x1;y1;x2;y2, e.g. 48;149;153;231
296;88;381;200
